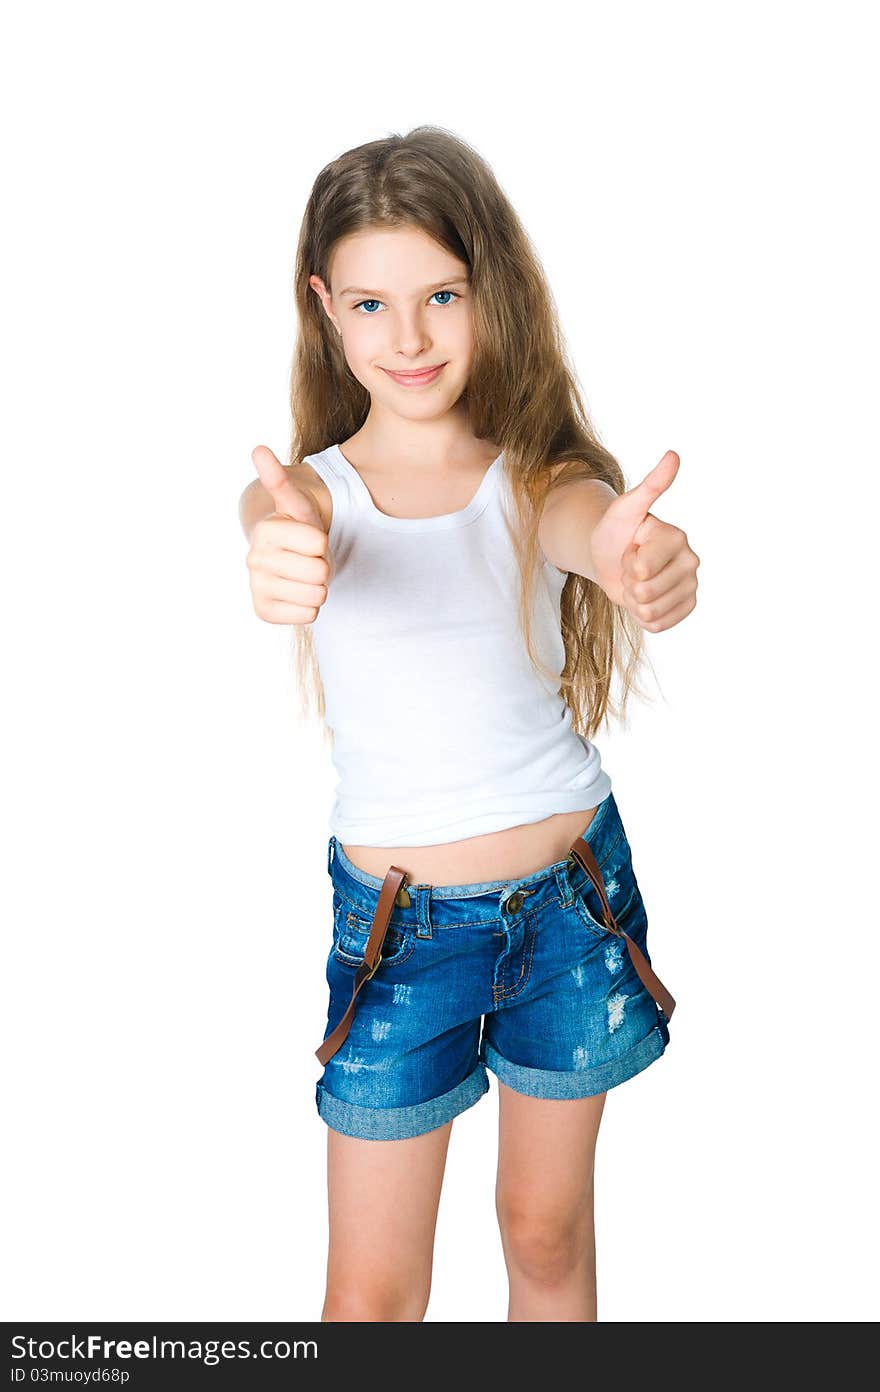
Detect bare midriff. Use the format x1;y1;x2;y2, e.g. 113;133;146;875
341;804;601;887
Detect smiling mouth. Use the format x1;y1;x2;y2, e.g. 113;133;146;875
381;363;447;382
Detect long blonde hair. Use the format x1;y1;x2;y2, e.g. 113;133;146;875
286;125;654;750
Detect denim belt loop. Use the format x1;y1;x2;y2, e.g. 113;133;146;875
553;861;574;907
327;837;336;875
415;884;433;939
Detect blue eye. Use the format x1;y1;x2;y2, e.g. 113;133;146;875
353;290;460;314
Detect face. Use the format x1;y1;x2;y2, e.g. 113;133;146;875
309;225;475;418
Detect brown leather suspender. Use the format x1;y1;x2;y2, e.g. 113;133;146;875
315;864;408;1067
568;836;676;1022
316;831;676;1065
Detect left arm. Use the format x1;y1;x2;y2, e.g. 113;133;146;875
538;451;700;633
538;475;618;584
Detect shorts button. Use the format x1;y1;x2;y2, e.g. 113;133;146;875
507;891;524;914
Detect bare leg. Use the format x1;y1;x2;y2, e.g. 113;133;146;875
495;1080;607;1321
322;1119;454;1321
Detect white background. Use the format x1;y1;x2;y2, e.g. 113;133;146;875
3;0;877;1322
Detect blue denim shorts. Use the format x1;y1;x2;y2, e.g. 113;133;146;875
315;791;670;1141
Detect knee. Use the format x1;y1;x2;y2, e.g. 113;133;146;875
322;1277;430;1322
497;1199;590;1286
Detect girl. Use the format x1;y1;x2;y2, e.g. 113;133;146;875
240;126;699;1322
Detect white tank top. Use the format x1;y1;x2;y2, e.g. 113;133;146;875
303;442;612;846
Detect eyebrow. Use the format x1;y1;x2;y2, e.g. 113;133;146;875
338;277;470;299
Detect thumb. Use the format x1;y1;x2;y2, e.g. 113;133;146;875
621;445;676;512
616;450;680;526
251;445;324;528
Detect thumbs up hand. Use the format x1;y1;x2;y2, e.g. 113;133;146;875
245;445;332;626
589;451;700;632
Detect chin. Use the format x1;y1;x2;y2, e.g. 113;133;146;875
385;400;454;420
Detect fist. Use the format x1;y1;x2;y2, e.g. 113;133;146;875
246;445;332;626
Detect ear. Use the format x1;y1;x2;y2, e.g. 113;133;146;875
308;274;341;333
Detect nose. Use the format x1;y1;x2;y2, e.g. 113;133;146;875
392;308;432;359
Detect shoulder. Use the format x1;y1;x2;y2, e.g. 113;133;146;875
503;461;572;503
542;459;616;504
545;460;580;492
